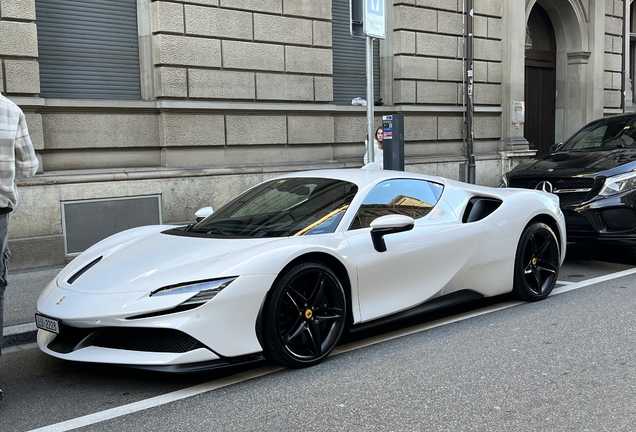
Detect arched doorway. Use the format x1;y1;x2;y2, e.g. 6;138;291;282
524;4;557;156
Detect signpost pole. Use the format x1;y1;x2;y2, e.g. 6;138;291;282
366;36;375;163
352;0;385;165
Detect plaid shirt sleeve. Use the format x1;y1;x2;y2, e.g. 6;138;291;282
0;95;39;209
14;111;39;179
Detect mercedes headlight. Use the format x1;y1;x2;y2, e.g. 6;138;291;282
599;172;636;197
151;277;237;306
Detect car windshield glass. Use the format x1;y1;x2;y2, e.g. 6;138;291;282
562;116;636;151
191;178;358;237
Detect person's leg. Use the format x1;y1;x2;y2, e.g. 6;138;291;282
0;212;9;401
0;212;9;357
0;284;4;400
0;284;4;354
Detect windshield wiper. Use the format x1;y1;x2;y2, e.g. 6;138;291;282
205;227;234;236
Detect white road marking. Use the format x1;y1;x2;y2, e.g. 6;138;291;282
28;365;284;432
27;267;636;432
551;267;636;294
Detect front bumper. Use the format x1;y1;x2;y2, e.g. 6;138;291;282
36;274;277;367
562;190;636;246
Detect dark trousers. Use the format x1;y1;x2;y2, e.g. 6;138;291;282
0;212;10;356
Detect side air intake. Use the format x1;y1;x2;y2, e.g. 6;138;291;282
462;197;502;223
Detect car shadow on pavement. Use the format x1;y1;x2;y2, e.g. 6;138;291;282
565;243;635;266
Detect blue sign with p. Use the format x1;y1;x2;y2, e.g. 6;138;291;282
367;0;383;16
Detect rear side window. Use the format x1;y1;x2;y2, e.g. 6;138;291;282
350;179;443;229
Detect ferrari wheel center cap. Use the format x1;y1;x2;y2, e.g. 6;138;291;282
531;257;538;266
304;309;313;319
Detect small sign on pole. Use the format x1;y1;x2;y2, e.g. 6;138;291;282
350;0;364;38
363;0;386;39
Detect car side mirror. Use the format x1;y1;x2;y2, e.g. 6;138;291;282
195;206;214;222
369;215;415;252
549;142;564;153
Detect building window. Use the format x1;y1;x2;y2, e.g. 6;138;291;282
332;0;380;105
35;0;141;100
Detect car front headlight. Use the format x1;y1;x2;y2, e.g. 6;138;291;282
498;174;509;188
599;171;636;197
151;277;237;306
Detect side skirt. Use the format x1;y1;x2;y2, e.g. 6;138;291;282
348;290;484;334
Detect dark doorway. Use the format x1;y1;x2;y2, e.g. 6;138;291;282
525;5;556;156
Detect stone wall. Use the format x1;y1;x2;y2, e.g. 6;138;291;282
391;0;503;176
0;0;38;95
604;0;625;110
152;0;333;102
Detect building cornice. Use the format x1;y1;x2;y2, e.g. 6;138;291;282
8;97;503;115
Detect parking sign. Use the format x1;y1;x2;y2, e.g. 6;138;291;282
363;0;386;39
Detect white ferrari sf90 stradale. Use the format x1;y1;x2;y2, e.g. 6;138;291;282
36;168;566;372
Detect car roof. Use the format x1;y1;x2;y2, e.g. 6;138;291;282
275;168;450;189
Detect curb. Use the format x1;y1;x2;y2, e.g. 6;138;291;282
3;323;37;348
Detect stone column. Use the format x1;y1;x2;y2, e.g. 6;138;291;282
500;0;529;150
499;0;535;176
380;0;394;105
587;0;605;122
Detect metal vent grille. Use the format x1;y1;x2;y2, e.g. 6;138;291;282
558;193;592;206
94;328;203;353
61;195;162;256
602;208;636;231
509;178;595;190
509;177;595;206
562;210;595;232
48;326;204;354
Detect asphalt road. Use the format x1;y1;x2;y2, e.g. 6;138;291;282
2;247;636;431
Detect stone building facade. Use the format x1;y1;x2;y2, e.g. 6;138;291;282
0;0;632;269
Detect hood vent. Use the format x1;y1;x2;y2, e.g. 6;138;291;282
67;256;103;285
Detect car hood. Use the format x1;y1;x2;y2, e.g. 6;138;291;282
511;148;636;178
57;230;283;294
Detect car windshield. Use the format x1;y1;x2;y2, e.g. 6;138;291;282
191;178;358;237
562;116;636;151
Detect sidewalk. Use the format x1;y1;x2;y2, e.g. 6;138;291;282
3;265;64;348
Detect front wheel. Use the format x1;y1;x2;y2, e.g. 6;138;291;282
512;222;560;301
262;262;346;368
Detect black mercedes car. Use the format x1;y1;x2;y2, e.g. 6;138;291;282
500;113;636;253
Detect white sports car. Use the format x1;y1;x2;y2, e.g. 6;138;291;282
36;168;566;371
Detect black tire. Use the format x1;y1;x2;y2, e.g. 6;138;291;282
512;222;560;301
262;262;346;368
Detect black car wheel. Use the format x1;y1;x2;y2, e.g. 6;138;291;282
512;222;560;301
262;262;346;368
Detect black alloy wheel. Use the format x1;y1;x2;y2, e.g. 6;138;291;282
512;222;560;301
262;262;346;368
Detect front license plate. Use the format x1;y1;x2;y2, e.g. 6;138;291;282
35;314;60;334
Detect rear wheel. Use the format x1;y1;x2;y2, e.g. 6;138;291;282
262;262;346;368
512;222;560;301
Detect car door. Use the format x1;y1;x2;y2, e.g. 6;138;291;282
344;179;479;323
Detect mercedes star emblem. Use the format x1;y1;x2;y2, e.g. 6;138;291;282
535;181;554;193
